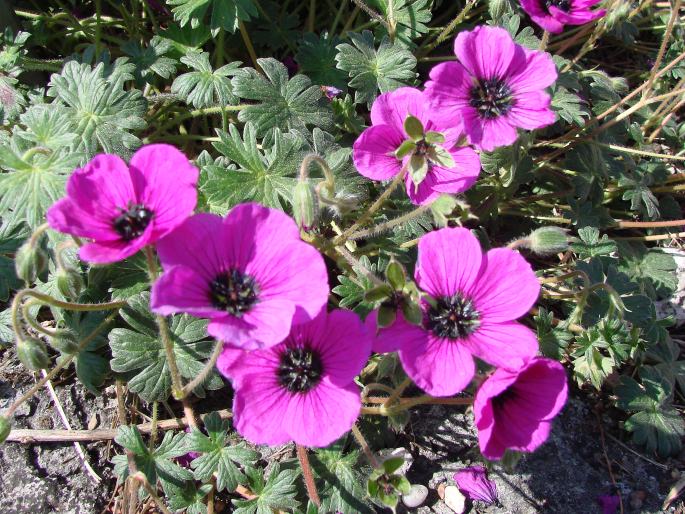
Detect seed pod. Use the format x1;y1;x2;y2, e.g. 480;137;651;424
56;267;84;299
0;417;10;444
292;181;319;231
14;241;48;284
528;226;569;256
16;337;50;371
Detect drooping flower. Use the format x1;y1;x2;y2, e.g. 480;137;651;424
353;87;481;205
47;144;198;264
150;203;329;350
474;357;568;460
454;465;498;505
520;0;606;34
321;85;343;100
425;26;557;152
371;227;540;396
216;309;372;447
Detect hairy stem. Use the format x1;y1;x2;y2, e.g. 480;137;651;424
182;341;223;396
296;445;321;506
351;424;380;468
347;204;431;241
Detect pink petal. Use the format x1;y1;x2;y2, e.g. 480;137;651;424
209;298;296;349
47;198;120;241
415;227;483;298
78;225;152;264
311;309;372;386
282;382;361;447
352;124;405;181
370;87;430;130
477;117;519;152
128;144;199;240
508;49;558;94
216;343;278;388
471;248;540;322
506;92;556;130
65;154;136;222
454;26;517;80
519;0;565;33
550;5;606;24
399;332;475;396
425;62;472;130
150;265;219;317
510;358;568;419
232;375;293;446
156;213;226;280
371;310;419;353
464;321;539;370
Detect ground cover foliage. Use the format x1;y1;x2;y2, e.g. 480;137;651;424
0;0;684;512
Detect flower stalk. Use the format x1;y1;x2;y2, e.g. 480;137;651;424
296;445;321;507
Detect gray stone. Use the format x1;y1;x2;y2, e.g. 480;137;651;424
402;484;428;508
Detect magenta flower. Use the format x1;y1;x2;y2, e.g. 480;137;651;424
353;87;481;205
425;26;557;152
597;494;620;514
454;466;498;505
520;0;606;34
216;309;372;447
474;357;568;460
371;227;540;396
47;144;198;264
150;203;329;350
374;228;540;396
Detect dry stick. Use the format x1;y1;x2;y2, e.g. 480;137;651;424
614;231;685;242
351;424;380;468
296;445;321;506
615;218;685;228
649;96;685;142
383;377;412;408
41;370;101;483
133;472;173;514
420;0;478;56
6;410;234;443
643;0;682;99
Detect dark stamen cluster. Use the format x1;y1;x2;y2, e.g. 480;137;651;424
469;78;514;119
277;347;324;393
112;204;154;241
209;269;259;316
545;0;571;12
425;294;480;339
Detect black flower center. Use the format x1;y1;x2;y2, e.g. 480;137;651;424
112;203;154;241
469;78;514;119
425;294;480;339
492;387;517;409
545;0;571;11
277;347;324;393
209;270;259;316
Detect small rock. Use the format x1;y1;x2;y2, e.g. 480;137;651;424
444;485;466;514
437;482;446;499
402;484;428;508
87;414;98;430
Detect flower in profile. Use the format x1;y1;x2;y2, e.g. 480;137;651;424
520;0;606;34
454;465;498;505
474;357;568;460
150;203;329;350
353;87;481;205
321;85;343;100
372;227;540;396
425;26;557;152
216;309;372;447
47;144;198;264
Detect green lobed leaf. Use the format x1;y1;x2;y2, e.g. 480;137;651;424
171;51;241;108
167;0;258;34
232;463;300;514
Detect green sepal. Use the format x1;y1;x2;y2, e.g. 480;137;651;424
0;417;10;443
403;114;424;142
17;337;50;371
394;139;416;159
401;300;423;326
408;154;428;188
390;475;411;495
364;284;393;303
377;304;397;328
424;131;445;144
382;457;404;474
427;145;455;169
385;260;406;291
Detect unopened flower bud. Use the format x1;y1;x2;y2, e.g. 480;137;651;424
50;330;79;354
17;337;50;371
56;267;84;299
293;181;319;231
528;226;569;256
0;417;10;443
14;241;48;284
